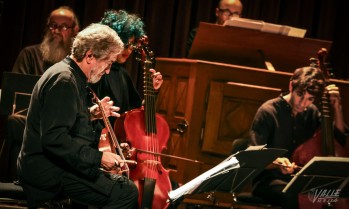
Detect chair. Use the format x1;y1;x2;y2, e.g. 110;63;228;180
0;72;40;182
0;181;27;208
0;181;71;209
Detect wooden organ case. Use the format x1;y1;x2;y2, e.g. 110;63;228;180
155;23;349;191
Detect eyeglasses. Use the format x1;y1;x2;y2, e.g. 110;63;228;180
125;41;137;50
218;8;240;17
48;23;74;31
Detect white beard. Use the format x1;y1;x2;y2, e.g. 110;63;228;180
88;67;102;84
40;32;72;64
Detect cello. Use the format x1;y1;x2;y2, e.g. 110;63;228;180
291;48;349;209
292;48;348;166
114;36;172;209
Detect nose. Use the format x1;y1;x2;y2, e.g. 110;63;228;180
299;98;310;108
124;48;133;55
51;28;62;34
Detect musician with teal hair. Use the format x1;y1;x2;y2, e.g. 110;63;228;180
92;10;184;209
100;10;145;47
92;10;163;126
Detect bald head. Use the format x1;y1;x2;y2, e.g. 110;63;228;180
48;6;80;33
218;0;242;9
216;0;243;25
40;6;80;64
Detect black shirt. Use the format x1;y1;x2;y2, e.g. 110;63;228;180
91;62;142;126
250;95;347;184
12;44;53;75
18;57;103;191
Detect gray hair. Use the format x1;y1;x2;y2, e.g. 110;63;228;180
71;23;124;62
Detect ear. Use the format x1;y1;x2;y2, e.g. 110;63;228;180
215;8;220;17
73;25;80;35
86;50;94;64
289;81;293;92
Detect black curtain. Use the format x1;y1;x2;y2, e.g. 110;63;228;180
0;0;348;87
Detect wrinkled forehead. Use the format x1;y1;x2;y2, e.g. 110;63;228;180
49;9;75;25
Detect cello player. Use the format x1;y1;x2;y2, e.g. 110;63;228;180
249;66;348;209
92;9;181;208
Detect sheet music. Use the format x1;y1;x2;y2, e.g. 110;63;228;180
245;144;266;151
168;156;239;201
224;17;306;38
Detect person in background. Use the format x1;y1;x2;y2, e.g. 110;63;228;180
185;0;243;56
92;9;163;127
249;66;347;209
12;6;80;75
95;10;183;208
17;23;138;209
2;6;80;182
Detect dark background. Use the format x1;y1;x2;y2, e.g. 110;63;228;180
0;0;348;86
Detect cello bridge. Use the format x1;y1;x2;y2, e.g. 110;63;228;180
142;159;161;166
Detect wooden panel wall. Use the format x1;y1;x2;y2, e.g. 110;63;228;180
202;81;281;155
155;58;349;185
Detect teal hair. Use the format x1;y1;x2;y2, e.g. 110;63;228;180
100;10;145;45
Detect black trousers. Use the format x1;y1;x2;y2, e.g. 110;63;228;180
21;172;139;209
63;173;138;209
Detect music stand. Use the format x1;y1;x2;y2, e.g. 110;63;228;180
188;22;332;73
283;156;349;198
192;148;287;195
0;72;40;116
170;147;287;207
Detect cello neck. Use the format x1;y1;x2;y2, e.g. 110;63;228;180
144;60;157;134
136;36;157;134
317;48;335;156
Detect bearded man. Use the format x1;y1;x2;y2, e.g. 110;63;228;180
12;6;80;75
2;6;80;182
